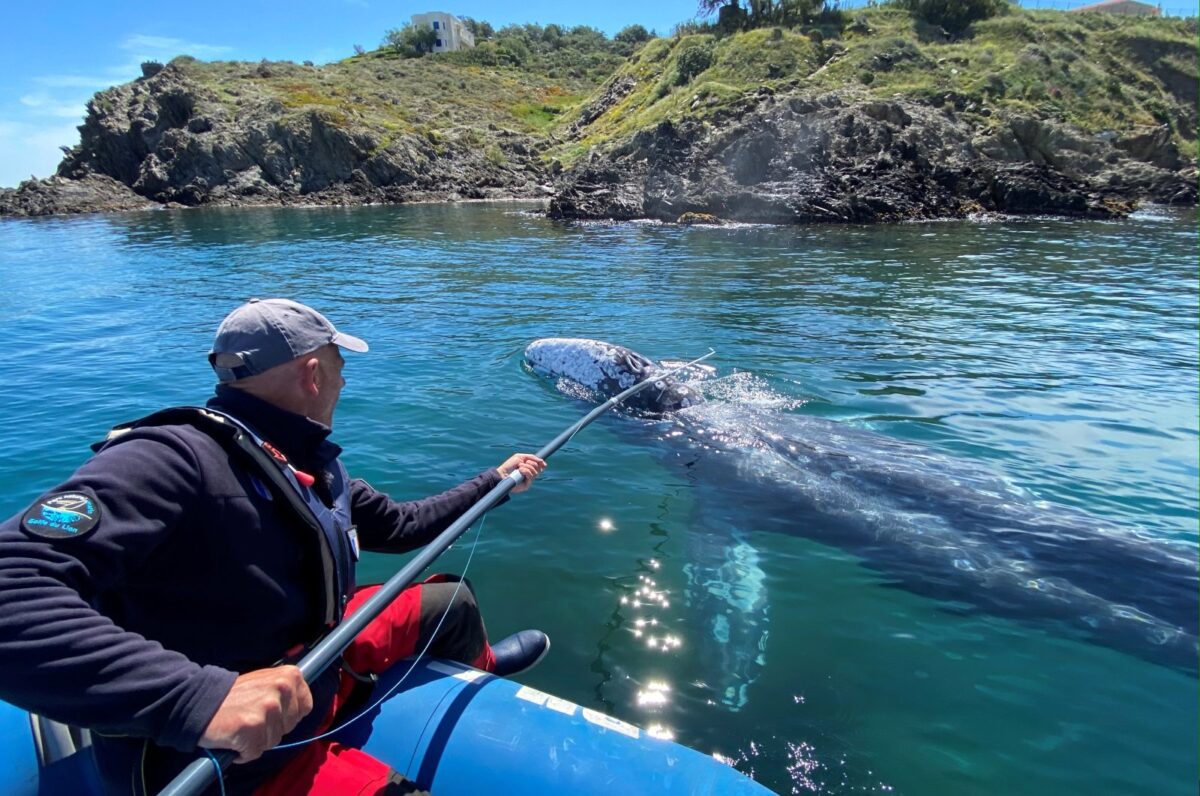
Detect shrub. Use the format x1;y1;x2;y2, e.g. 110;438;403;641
383;24;437;58
891;0;1009;35
675;41;716;85
616;24;653;46
460;17;495;40
859;70;875;84
440;21;623;75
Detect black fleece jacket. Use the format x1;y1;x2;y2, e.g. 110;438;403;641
0;386;503;793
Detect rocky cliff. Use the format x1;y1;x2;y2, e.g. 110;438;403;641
548;91;1192;223
546;9;1196;223
0;56;557;216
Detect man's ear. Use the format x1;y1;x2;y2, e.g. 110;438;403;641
301;357;321;396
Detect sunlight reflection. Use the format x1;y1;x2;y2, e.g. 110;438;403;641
636;681;671;708
646;723;675;741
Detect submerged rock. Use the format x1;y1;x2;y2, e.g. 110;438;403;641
677;211;723;225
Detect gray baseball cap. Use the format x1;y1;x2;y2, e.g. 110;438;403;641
209;298;369;382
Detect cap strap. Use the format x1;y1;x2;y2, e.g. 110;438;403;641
208;351;257;381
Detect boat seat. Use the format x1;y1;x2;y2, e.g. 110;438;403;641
29;714;91;766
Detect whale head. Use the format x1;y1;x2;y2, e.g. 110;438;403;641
524;338;704;416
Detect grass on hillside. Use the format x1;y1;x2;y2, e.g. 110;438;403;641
157;8;1195;170
172;53;599;147
549;6;1197;165
551;29;827;163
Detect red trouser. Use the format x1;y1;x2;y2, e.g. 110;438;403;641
253;575;496;796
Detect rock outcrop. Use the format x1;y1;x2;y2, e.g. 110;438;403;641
549;92;1195;224
1;60;551;217
565;76;638;139
0;174;155;217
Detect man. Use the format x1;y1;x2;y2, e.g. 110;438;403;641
0;298;548;795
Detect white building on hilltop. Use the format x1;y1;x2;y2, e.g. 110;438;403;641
411;12;476;52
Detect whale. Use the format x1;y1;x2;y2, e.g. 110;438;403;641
524;338;1200;677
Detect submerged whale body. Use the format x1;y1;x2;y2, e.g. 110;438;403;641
524;337;1200;675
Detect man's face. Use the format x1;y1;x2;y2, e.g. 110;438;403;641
314;345;346;426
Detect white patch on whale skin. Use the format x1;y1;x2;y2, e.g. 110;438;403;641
525;338;643;392
525;338;710;413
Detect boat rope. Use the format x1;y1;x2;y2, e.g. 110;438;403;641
202;751;225;796
272;514;488;750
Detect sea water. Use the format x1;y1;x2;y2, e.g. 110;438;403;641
0;203;1195;794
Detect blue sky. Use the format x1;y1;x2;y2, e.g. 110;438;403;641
0;1;703;187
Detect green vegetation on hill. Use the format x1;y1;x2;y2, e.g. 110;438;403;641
387;22;634;81
142;7;1197;171
547;6;1196;164
895;0;1009;34
175;51;598;146
166;21;645;150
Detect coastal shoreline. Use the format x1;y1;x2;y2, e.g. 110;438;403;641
3;191;1194;227
2;10;1195;224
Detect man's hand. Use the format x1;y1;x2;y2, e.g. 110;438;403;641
199;666;313;763
498;453;547;493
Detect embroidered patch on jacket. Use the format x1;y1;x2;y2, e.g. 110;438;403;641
21;492;101;540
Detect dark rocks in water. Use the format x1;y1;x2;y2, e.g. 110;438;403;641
549;92;1196;224
677;211;723;225
0;174;155;217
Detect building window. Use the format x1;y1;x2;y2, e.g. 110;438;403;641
435;38;443;47
432;20;440;29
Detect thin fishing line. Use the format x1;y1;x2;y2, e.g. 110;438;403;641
272;513;487;750
203;751;226;796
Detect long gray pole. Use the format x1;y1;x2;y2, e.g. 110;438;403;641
158;349;715;796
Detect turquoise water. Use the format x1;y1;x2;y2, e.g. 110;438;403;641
0;203;1195;794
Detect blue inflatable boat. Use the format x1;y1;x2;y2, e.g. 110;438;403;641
0;657;773;794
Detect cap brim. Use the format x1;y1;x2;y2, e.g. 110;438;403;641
333;332;369;353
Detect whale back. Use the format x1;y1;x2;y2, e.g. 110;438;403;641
524;338;703;415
